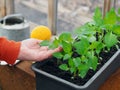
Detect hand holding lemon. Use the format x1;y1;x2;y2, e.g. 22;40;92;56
30;25;52;40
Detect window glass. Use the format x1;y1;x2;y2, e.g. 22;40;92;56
16;0;120;34
57;0;103;34
15;0;48;26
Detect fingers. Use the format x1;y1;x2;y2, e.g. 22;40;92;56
35;46;63;61
53;46;62;52
45;47;63;57
38;40;42;43
36;40;42;44
40;46;49;50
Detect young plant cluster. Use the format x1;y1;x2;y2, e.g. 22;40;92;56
40;8;120;79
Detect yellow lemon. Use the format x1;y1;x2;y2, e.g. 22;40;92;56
30;25;52;40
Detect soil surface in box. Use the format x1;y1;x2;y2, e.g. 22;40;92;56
39;45;118;86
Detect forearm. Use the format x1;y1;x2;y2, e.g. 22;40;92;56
0;37;21;65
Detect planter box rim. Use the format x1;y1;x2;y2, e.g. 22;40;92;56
32;50;120;89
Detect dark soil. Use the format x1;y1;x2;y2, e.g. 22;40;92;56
38;44;119;86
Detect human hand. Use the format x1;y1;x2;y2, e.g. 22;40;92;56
18;38;62;61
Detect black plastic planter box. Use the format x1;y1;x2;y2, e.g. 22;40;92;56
32;50;120;90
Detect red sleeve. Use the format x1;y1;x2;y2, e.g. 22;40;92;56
0;37;21;65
